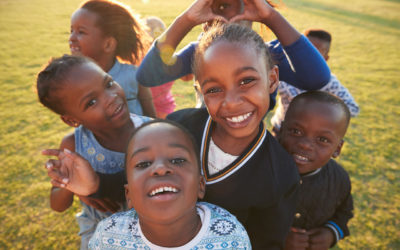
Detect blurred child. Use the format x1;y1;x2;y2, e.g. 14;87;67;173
136;0;331;110
69;0;155;117
89;120;251;249
37;55;150;249
145;16;176;118
271;28;359;135
278;91;354;249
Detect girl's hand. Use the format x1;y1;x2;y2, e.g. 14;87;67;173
184;0;228;25
42;148;100;196
230;0;276;24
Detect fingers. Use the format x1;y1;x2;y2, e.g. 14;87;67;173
47;165;69;186
42;149;62;157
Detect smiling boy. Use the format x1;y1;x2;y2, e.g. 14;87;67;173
279;91;354;249
89;120;251;249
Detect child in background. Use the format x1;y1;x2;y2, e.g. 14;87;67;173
38;55;150;249
271;28;359;135
69;0;155;117
144;16;176;118
136;0;331;110
89;120;251;249
278;91;354;249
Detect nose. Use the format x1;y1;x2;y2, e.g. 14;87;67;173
297;137;313;151
151;159;173;176
69;30;77;42
105;90;118;108
222;89;242;108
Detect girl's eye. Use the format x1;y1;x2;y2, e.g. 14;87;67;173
106;80;114;88
240;78;255;85
170;158;186;165
205;87;221;94
135;161;152;168
86;99;97;108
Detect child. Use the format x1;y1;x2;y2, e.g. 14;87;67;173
271;28;360;135
136;0;331;110
69;0;155;117
145;16;176;119
38;55;151;249
88;120;251;249
278;91;354;249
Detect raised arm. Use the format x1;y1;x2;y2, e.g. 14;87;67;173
231;0;331;89
136;0;225;87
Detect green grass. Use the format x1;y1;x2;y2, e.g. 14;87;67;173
0;0;399;249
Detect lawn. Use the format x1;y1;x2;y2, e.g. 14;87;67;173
0;0;399;249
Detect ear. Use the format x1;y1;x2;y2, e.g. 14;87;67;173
332;139;344;158
104;36;117;53
61;115;80;127
124;184;133;209
197;176;206;199
268;65;279;94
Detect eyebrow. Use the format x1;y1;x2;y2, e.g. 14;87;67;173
200;66;258;86
129;143;192;160
79;75;110;109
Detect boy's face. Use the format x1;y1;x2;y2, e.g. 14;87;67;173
69;8;108;61
307;36;330;61
125;123;205;224
197;41;278;142
279;100;347;174
59;62;130;131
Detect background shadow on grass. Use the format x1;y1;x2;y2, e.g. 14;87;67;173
286;0;400;36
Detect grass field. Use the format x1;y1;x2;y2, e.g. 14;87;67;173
0;0;399;249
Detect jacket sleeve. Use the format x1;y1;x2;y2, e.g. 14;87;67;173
136;41;197;87
324;173;354;245
268;35;331;90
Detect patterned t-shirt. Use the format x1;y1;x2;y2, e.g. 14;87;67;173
89;202;251;250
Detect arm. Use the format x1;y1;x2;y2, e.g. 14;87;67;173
137;84;156;118
48;134;75;212
136;0;225;87
231;0;330;89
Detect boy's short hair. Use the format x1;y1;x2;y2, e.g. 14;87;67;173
288;90;351;129
125;119;201;173
304;28;332;43
36;55;95;115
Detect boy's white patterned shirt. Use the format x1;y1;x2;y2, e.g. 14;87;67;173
89;202;251;250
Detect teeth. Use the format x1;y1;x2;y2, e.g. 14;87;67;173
226;112;252;123
115;105;122;114
149;186;178;196
293;154;309;162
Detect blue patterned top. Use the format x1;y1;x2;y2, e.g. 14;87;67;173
89;202;251;250
271;75;360;129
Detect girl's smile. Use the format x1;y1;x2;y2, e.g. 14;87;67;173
197;41;278;154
